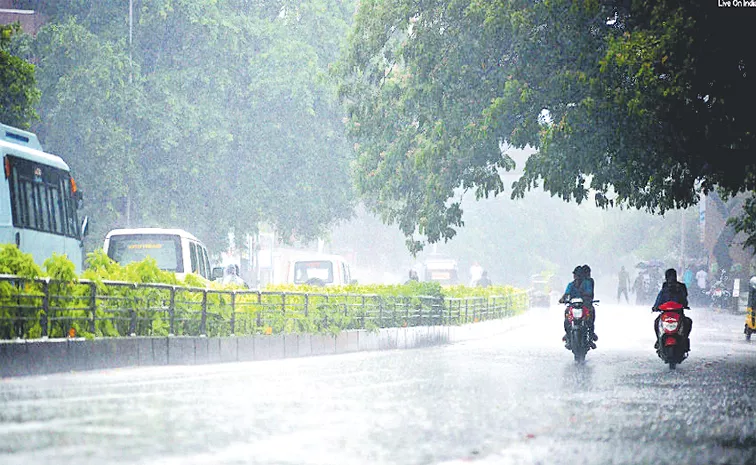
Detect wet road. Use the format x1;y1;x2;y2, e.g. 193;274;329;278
1;303;755;465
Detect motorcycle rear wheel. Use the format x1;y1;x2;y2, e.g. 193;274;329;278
663;345;683;368
571;332;586;363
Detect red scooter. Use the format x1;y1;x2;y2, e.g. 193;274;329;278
652;301;690;370
562;297;598;363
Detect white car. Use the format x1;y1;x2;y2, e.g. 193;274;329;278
284;253;355;287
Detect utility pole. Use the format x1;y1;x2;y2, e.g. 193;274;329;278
126;0;133;226
129;0;133;83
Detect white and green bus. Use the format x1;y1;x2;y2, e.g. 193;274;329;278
0;123;88;272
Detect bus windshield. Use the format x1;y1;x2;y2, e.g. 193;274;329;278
106;234;184;272
293;260;334;284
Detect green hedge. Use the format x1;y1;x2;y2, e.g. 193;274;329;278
0;245;529;339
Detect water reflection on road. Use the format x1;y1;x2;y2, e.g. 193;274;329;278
1;304;755;465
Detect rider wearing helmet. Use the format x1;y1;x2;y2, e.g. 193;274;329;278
580;264;597;344
581;265;595;301
559;266;586;303
559;265;597;349
652;268;690;350
222;264;248;288
746;277;756;339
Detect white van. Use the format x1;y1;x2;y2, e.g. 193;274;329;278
103;228;212;282
284;253;355;287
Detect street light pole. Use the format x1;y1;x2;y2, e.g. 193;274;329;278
126;0;133;226
129;0;133;83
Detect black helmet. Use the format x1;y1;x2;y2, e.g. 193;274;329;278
573;266;582;275
665;268;677;281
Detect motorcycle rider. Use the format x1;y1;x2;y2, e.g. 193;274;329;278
745;276;756;338
559;266;597;350
581;264;598;342
652;268;691;350
222;264;249;288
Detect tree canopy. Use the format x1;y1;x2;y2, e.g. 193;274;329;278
0;23;39;128
339;0;756;254
13;0;357;253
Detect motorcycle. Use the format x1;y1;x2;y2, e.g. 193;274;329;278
745;278;756;341
652;301;690;369
705;270;732;309
705;284;731;309
562;297;598;363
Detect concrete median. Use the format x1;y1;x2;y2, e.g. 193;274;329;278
0;319;517;377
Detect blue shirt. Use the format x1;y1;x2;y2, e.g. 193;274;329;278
564;278;593;301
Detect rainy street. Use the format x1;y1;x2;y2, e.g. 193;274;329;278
1;3;753;465
1;303;755;465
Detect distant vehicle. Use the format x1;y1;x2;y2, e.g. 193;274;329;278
103;228;212;282
284;252;355;287
0;123;88;272
529;274;551;307
423;256;459;285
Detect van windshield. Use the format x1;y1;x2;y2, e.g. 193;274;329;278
293;260;333;284
107;234;184;272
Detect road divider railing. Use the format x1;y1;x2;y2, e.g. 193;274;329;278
0;274;530;340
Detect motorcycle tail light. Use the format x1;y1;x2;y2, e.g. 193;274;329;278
662;320;679;332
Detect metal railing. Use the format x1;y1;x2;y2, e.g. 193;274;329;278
0;275;529;340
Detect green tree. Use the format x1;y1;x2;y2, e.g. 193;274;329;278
0;23;40;128
339;0;756;253
25;0;357;255
30;17;144;250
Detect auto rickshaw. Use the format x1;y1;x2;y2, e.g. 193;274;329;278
745;277;756;341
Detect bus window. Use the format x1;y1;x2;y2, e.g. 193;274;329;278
190;242;199;274
59;176;78;237
49;188;63;235
343;263;351;284
196;243;207;278
201;246;211;279
7;156;79;238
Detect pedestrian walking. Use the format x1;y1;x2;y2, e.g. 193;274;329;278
617;265;630;303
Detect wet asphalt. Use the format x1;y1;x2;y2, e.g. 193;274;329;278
1;302;755;465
